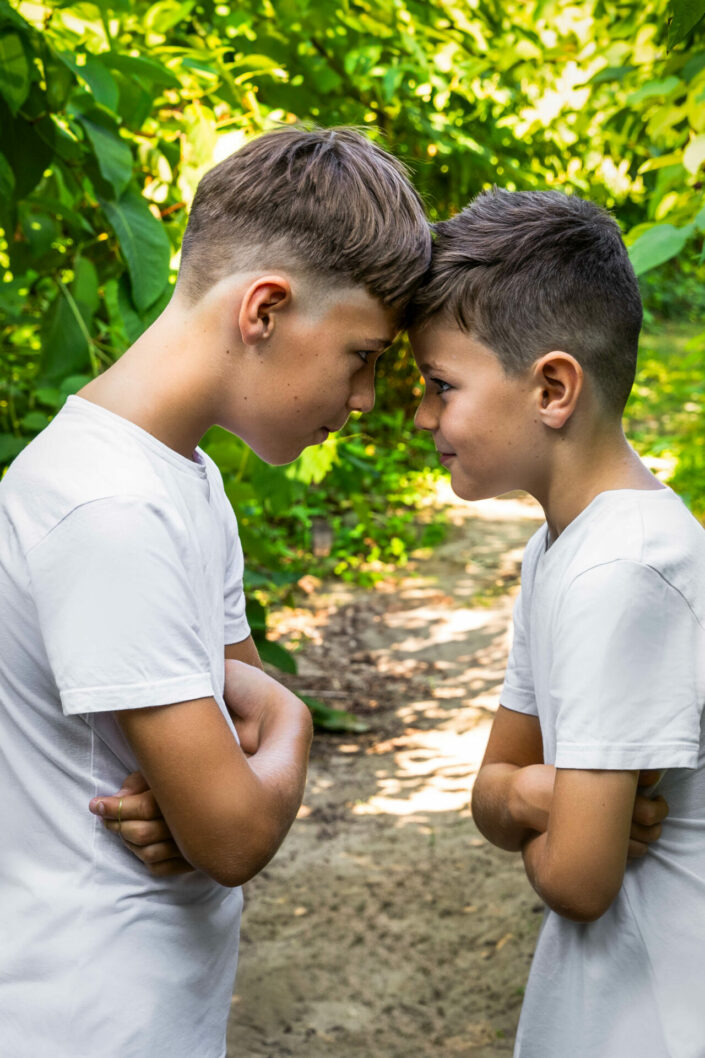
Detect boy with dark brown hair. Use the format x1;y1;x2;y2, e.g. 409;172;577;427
0;127;431;1058
410;188;704;1057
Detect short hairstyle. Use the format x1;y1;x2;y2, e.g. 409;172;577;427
178;126;431;312
409;188;643;413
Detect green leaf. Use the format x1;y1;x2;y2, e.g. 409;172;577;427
638;151;685;173
116;273;172;342
0;107;52;196
0;148;13;197
286;439;339;485
683;134;705;174
668;0;705;48
34;387;64;409
0;0;30;32
683;51;705;81
0;31;30;115
44;55;74;111
245;597;267;631
300;695;370;733
587;65;637;86
40;284;92;381
81;55;120;111
72;257;100;321
145;0;195;34
101;190;171;312
58;374;92;397
57;51;119;111
0;277;24;319
75;111;133;198
19;210;59;259
0;434;26;465
20;411;50;433
256;637;298;673
110;71;152;128
626;77;681;104
180;57;219;80
628;224;693;275
104;52;181;89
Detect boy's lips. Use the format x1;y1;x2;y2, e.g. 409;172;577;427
321;419;348;436
438;451;456;466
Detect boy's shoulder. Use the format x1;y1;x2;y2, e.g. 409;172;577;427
525;488;705;625
2;397;226;556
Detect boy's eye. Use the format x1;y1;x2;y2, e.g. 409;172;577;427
356;349;372;364
430;377;451;394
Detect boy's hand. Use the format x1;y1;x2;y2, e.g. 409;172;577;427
224;658;300;755
508;763;668;858
629;770;669;858
89;771;195;876
509;763;556;835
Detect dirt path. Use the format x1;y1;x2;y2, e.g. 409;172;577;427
227;488;545;1058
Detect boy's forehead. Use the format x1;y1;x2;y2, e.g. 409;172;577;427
409;319;478;366
313;284;399;343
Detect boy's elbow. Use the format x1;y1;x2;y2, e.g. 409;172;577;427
540;873;621;923
188;816;286;888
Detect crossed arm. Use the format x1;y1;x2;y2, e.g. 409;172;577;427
90;635;313;885
471;706;668;922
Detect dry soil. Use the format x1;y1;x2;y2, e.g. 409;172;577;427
227;488;546;1058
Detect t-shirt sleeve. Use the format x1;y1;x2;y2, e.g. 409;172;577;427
501;587;539;716
222;499;250;645
551;561;703;770
26;496;215;716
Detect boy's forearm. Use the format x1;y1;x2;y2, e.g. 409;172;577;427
244;698;313;855
472;762;552;852
521;830;609;923
520;770;638;923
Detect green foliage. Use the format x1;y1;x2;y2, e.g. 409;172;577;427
626;323;705;517
668;0;705;48
2;0;705;719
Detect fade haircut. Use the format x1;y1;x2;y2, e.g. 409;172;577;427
410;188;643;413
178;126;431;312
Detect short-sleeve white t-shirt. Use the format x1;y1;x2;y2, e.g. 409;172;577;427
0;396;251;1058
501;487;705;1058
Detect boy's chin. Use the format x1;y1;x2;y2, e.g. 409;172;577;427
448;473;493;503
254;442;314;467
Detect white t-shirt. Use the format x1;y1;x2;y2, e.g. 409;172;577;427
0;396;251;1058
501;487;705;1058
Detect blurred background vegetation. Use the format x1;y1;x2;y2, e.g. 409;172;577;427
1;0;704;702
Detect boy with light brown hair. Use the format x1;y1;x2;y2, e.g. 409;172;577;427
0;127;431;1058
409;188;705;1057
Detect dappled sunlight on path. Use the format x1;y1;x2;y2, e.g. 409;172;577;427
229;490;545;1058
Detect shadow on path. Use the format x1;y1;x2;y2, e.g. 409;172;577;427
228;492;545;1058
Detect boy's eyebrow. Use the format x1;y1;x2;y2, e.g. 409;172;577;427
363;337;394;350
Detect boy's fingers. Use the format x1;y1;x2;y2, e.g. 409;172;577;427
90;789;162;822
632;794;669;828
120;839;195;875
114;771;150;797
148;858;195;877
629;821;662;845
627;839;648;859
104;818;171;845
122;838;182;865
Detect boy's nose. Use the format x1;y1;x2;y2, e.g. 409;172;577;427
414;394;435;431
348;375;376;415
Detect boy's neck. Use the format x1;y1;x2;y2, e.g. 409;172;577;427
77;295;223;460
537;423;664;540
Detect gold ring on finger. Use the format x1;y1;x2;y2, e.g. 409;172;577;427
117;797;123;832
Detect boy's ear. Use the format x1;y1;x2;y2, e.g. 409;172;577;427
238;276;292;346
532;351;583;430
